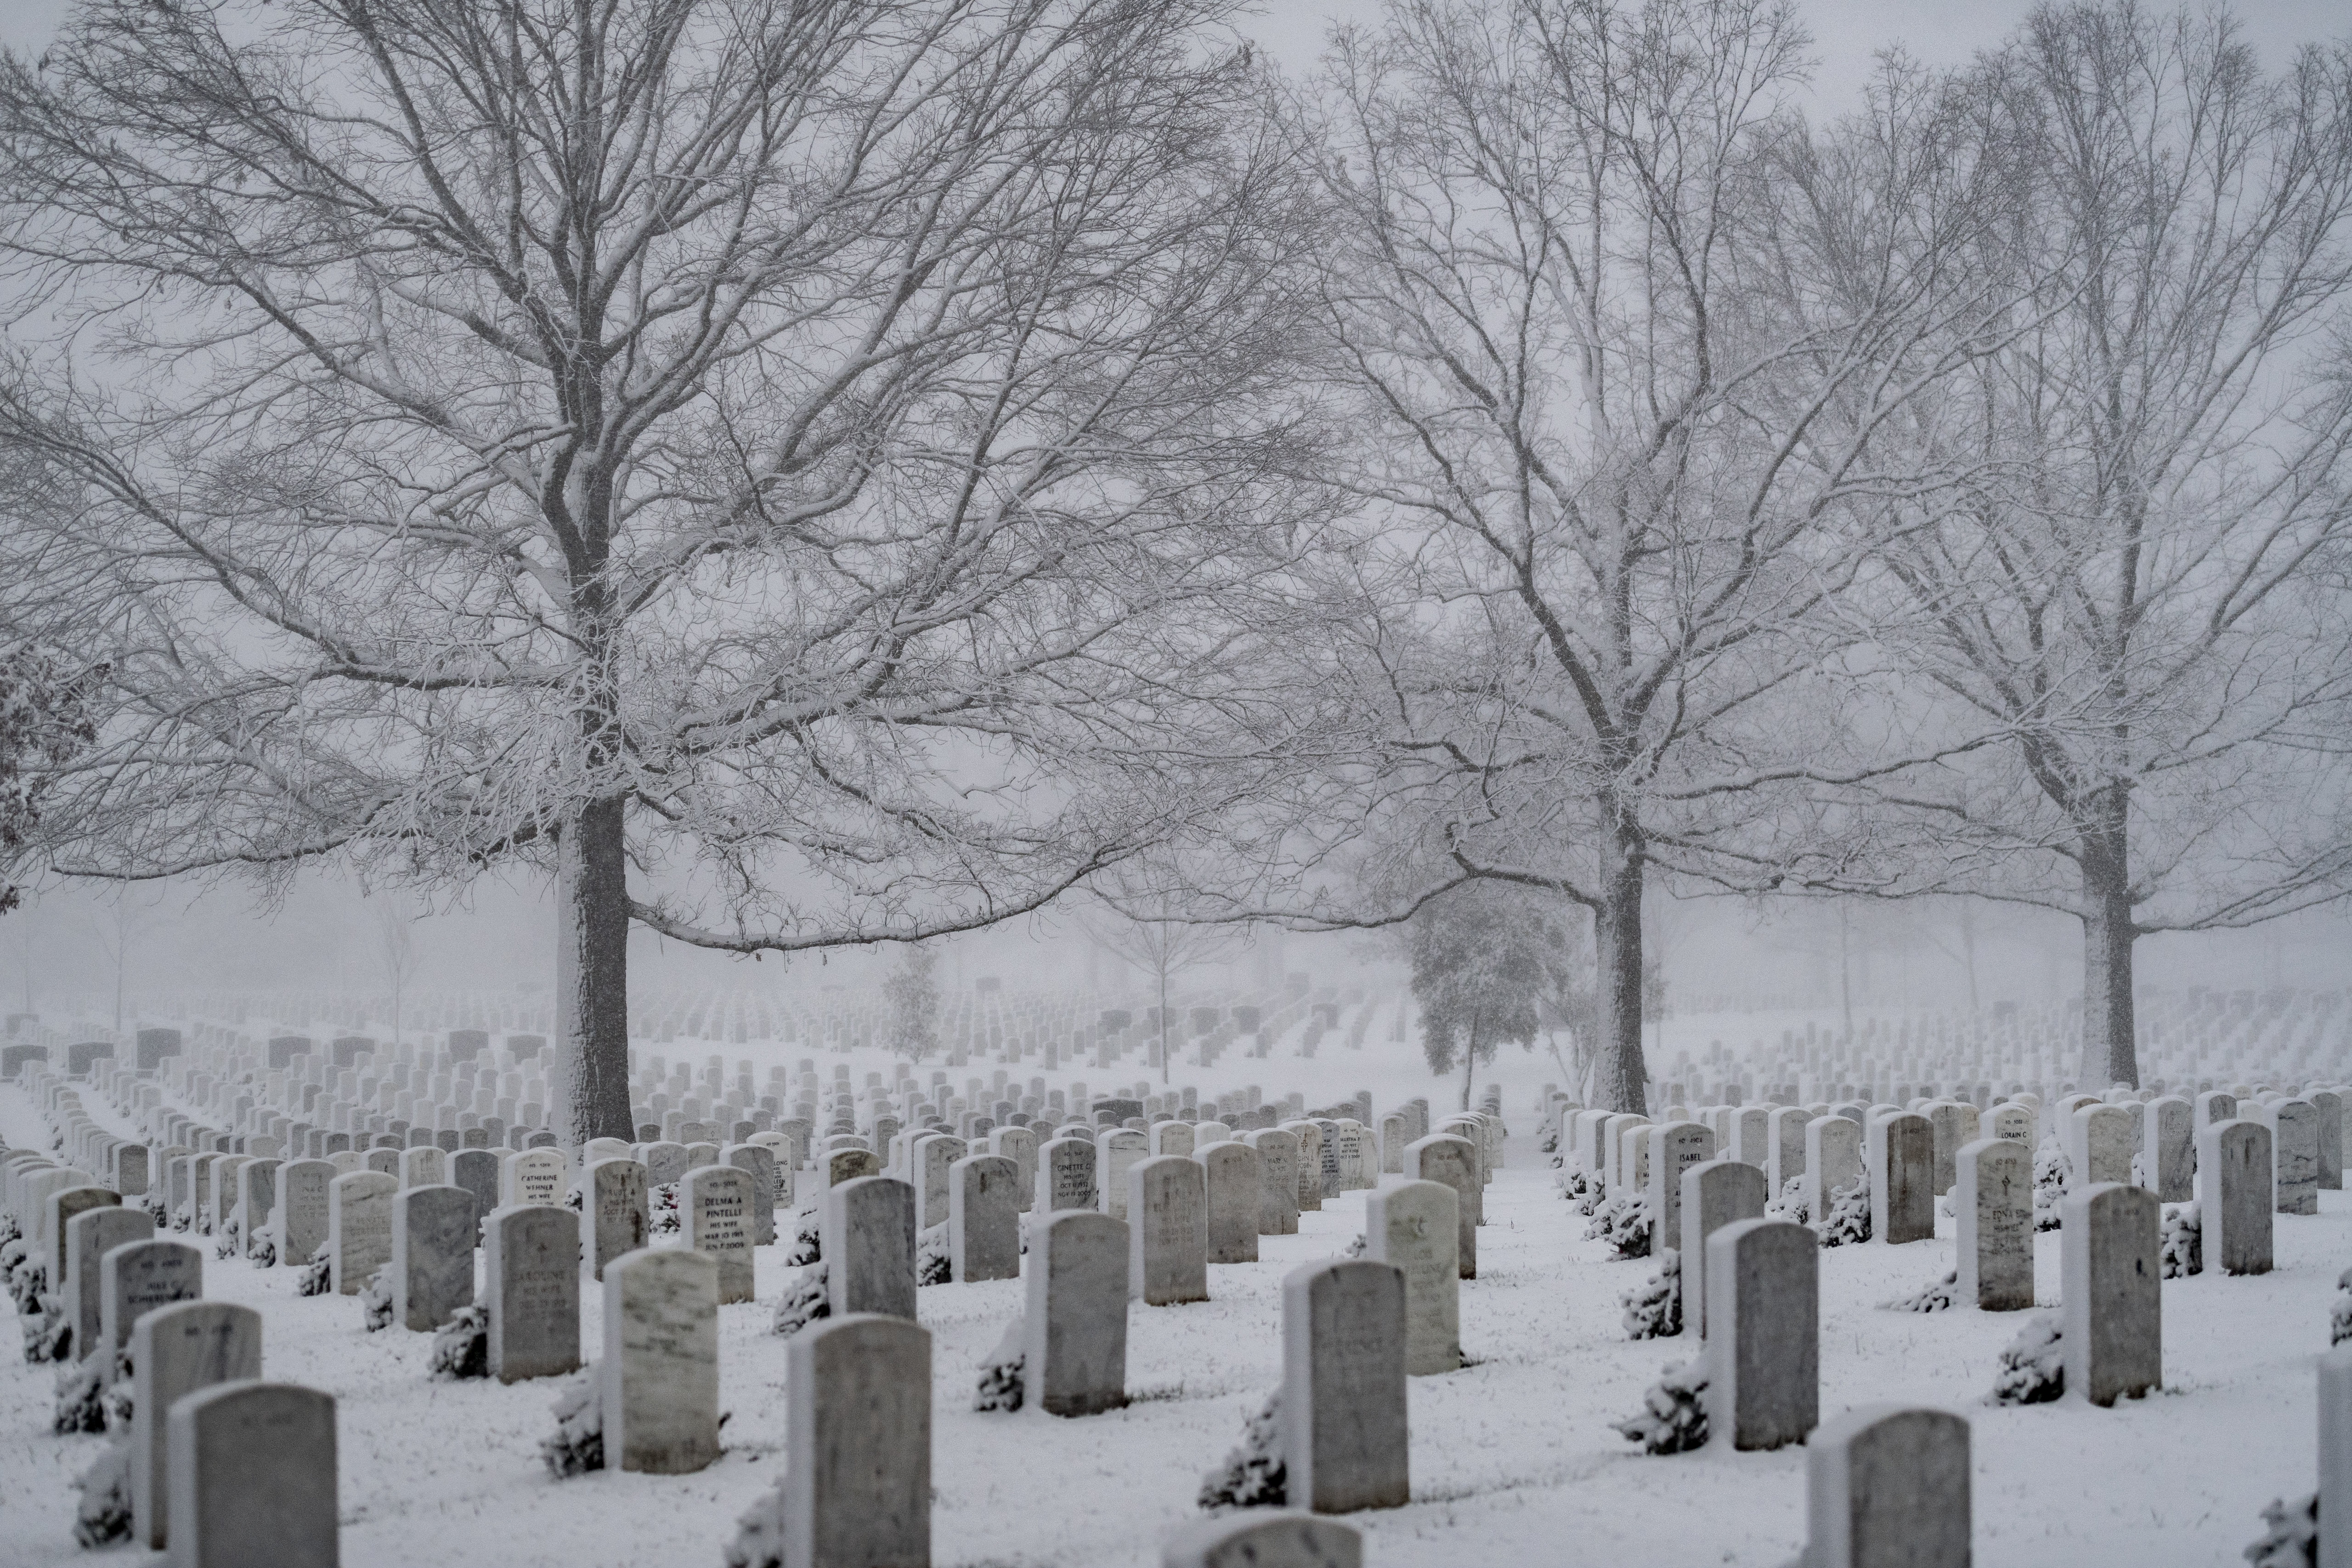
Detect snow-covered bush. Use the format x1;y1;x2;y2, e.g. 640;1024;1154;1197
24;1292;70;1364
212;1215;241;1262
2333;1269;2352;1346
2245;1493;2318;1568
650;1182;682;1236
137;1191;168;1227
247;1229;277;1268
1620;1250;1681;1340
725;1470;789;1568
170;1203;192;1234
54;1353;106;1433
1992;1313;2065;1405
0;1211;17;1245
785;1208;821;1268
2161;1204;2202;1279
1816;1167;1871;1248
103;1348;133;1434
1764;1176;1810;1227
1197;1391;1285;1512
917;1223;950;1286
2032;1141;2069;1232
1585;1190;1652;1260
772;1262;830;1338
72;1442;132;1547
296;1243;332;1296
973;1318;1025;1413
1340;1234;1367;1260
540;1367;605;1477
429;1306;490;1380
1889;1269;1956;1313
4;1241;40;1313
359;1268;395;1332
1615;1357;1710;1455
1559;1160;1604;1216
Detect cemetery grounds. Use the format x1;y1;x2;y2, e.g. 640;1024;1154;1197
0;997;2341;1568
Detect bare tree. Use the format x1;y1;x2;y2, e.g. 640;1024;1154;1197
1295;0;2019;1111
0;0;1330;1141
85;887;155;1035
1085;907;1247;1082
370;893;424;1047
1854;4;2352;1087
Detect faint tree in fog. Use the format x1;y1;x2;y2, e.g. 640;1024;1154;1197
370;894;423;1047
1407;880;1569;1110
85;887;154;1034
0;0;1331;1141
1297;0;2022;1112
881;943;941;1063
1911;898;1984;1014
1084;908;1247;1083
1853;4;2352;1088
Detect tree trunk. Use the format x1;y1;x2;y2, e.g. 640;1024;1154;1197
1838;900;1854;1042
2078;791;2139;1089
1959;900;1980;1013
1591;817;1648;1114
1460;1004;1481;1112
556;795;636;1146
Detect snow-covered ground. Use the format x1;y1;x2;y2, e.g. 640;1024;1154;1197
3;1073;2341;1568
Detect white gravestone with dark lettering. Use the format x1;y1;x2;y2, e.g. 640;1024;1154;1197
824;1175;917;1321
603;1246;721;1474
1364;1179;1459;1375
1199;1141;1262;1265
1247;1128;1301;1237
785;1314;931;1568
166;1380;338;1568
327;1171;395;1296
684;1165;756;1303
947;1153;1019;1283
2061;1182;2160;1406
1281;1259;1409;1514
2199;1119;2274;1276
723;1144;778;1245
100;1238;202;1382
1036;1137;1098;1216
392;1184;477;1331
1097;1129;1148;1223
1954;1138;2032;1310
1129;1155;1209;1305
1798;1405;1971;1568
1681;1159;1767;1340
1027;1210;1130;1416
583;1158;650;1282
132;1300;261;1550
1402;1135;1479;1279
485;1203;579;1382
1704;1218;1818;1451
66;1206;154;1366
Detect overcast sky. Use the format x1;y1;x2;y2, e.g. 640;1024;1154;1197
4;0;2346;99
1249;0;2349;113
0;0;2343;1004
9;0;2345;114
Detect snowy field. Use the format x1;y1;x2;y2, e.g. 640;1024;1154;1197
2;1033;2341;1568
